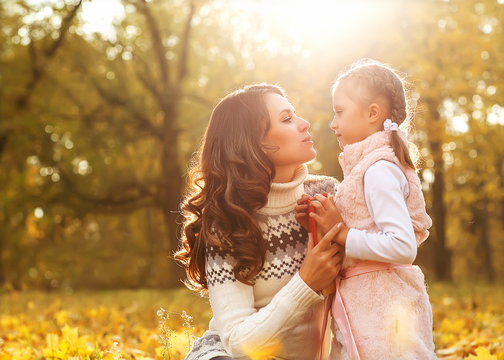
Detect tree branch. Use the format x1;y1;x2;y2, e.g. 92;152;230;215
57;167;157;213
134;0;170;86
133;54;164;104
80;66;162;139
178;1;195;82
15;0;82;109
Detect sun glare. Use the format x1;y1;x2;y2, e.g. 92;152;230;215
75;0;398;45
234;0;397;43
79;0;124;40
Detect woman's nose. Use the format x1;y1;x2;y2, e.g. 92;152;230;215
297;116;310;131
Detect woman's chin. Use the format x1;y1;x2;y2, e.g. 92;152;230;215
303;150;317;164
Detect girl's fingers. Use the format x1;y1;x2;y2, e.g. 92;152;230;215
308;211;322;224
312;194;330;210
310;200;325;213
295;204;308;212
297;194;311;205
325;200;337;211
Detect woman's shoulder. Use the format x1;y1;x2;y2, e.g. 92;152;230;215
303;174;338;196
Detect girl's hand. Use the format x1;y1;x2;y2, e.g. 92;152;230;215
299;223;344;293
294;194;312;230
309;194;343;235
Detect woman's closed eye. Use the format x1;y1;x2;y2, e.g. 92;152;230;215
282;111;296;123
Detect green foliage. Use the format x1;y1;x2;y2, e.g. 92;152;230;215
0;0;503;289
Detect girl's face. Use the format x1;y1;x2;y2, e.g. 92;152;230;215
330;84;376;150
262;93;316;168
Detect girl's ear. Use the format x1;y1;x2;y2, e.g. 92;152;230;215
367;103;382;125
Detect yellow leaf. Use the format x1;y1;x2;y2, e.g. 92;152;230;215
43;333;62;359
61;324;79;349
466;347;498;360
55;310;69;326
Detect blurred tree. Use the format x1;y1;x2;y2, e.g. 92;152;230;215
1;0;504;289
0;0;83;289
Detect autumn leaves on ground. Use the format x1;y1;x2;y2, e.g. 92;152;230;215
1;283;503;360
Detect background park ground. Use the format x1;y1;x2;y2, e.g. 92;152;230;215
1;0;504;358
1;283;504;359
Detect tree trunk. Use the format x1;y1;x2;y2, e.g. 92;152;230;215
159;108;185;288
500;160;504;227
425;100;452;281
478;198;494;282
0;223;5;285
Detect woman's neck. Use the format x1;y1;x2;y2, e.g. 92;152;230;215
272;165;298;183
258;164;307;215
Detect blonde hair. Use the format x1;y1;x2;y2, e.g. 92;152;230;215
333;59;416;170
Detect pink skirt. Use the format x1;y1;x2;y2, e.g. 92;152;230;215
331;265;436;360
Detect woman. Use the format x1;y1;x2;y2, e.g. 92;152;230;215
175;84;343;360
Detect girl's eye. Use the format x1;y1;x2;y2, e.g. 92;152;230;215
282;117;292;123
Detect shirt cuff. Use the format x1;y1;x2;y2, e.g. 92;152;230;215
345;227;363;260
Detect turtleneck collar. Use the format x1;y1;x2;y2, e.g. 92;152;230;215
338;131;392;177
257;164;308;216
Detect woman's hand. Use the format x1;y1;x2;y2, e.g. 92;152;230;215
299;223;344;293
309;194;343;235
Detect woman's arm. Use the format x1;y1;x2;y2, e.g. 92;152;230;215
207;225;342;358
208;270;319;358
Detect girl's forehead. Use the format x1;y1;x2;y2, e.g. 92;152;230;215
332;86;352;103
332;80;366;106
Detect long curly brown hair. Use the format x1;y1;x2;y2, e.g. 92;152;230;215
175;84;285;293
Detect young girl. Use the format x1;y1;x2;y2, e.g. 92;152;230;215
306;59;436;359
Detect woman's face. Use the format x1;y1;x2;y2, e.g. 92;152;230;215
262;93;316;168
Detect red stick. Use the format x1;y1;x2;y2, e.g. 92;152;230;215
307;199;318;245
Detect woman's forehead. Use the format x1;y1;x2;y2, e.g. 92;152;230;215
265;93;294;115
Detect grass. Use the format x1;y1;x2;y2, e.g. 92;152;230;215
0;282;503;359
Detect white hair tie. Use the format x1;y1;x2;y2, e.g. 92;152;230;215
384;119;398;132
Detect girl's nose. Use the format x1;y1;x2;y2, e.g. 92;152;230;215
330;117;337;130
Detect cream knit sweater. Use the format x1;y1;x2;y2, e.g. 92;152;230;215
203;165;336;360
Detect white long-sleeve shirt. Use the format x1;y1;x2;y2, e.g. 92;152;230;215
345;160;417;264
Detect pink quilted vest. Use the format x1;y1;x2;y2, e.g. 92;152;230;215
335;130;432;268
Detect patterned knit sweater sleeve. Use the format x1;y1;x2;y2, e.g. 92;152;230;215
206;245;322;359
